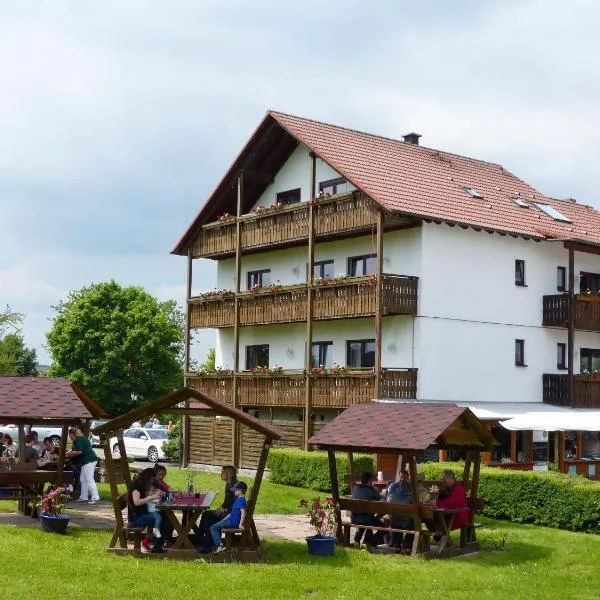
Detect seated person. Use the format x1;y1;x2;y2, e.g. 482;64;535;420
1;434;17;461
350;472;384;547
386;470;414;553
153;464;171;492
23;434;39;463
210;481;247;553
199;465;238;550
435;469;469;530
37;437;59;469
30;431;45;455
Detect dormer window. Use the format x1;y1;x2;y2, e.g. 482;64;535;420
533;202;571;223
463;186;483;199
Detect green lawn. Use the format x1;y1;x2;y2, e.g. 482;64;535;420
4;467;600;599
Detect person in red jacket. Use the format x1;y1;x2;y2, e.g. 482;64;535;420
436;470;469;530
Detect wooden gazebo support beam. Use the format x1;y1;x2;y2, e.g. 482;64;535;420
327;450;343;543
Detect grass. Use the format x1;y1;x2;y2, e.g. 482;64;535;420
2;517;600;599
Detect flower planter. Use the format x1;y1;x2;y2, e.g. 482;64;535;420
305;535;337;556
39;513;71;534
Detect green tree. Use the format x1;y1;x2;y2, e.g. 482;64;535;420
0;306;38;376
46;281;184;416
200;347;215;372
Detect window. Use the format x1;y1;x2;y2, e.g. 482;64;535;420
515;339;526;366
557;266;566;292
319;177;348;195
515;259;526;286
347;339;375;368
311;342;333;368
557;343;566;370
580;348;600;374
580;272;600;294
348;255;377;277
276;188;301;205
246;344;269;369
462;186;483;199
511;197;529;208
533;202;571;223
312;260;334;280
247;269;271;290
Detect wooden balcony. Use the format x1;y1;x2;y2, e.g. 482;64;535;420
543;374;600;408
543;294;600;331
190;192;378;259
188;275;418;329
185;368;417;408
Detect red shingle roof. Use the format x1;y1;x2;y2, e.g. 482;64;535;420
0;377;106;422
269;111;600;244
308;402;496;452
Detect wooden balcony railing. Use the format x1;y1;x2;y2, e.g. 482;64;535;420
185;368;417;408
543;294;600;331
190;192;378;259
543;373;600;408
188;275;418;329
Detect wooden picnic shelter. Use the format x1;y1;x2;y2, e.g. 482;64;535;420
0;376;106;512
308;401;498;557
93;386;283;561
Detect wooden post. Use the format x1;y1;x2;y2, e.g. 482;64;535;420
568;247;575;406
17;424;25;462
56;425;68;478
304;153;316;450
439;449;448;462
327;450;343;543
576;431;583;460
116;431;132;488
510;430;517;463
470;452;481;499
558;431;565;473
462;451;473;490
102;435;127;548
181;247;193;468
374;210;384;399
242;438;271;547
347;452;354;475
232;173;244;466
407;454;422;554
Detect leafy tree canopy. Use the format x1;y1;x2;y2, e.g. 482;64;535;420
0;306;38;376
46;281;184;416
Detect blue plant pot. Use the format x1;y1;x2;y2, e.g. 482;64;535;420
39;513;71;534
306;535;336;556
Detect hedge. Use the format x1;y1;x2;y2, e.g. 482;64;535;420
267;449;374;494
421;462;600;534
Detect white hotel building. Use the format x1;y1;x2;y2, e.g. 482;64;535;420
173;111;600;478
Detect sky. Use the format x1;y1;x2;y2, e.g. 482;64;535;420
1;0;599;364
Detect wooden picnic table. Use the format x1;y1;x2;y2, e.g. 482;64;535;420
156;491;217;551
430;507;471;554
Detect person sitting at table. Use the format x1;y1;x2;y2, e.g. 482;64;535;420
30;431;44;455
128;467;167;553
386;470;415;554
198;465;238;552
436;469;469;530
0;434;6;457
211;481;247;553
1;434;17;461
23;434;40;463
350;472;384;548
37;437;59;469
153;464;171;492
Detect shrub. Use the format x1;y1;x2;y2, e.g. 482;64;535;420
162;420;180;463
267;449;374;494
421;462;600;534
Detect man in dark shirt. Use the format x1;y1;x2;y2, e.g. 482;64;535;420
351;472;384;547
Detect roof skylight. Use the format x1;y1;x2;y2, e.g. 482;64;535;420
533;202;572;223
511;197;529;208
463;186;483;199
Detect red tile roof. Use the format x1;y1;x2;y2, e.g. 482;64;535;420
0;377;106;422
269;111;600;244
308;402;495;452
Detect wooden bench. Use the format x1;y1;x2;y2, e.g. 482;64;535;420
112;492;149;551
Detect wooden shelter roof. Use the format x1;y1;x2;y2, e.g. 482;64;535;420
93;387;283;440
0;376;106;424
308;402;497;453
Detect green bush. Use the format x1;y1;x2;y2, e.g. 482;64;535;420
421;462;600;534
162;420;180;462
267;449;374;494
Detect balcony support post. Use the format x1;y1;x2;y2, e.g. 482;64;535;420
181;247;193;468
374;210;384;398
232;173;244;466
568;248;575;407
304;153;316;450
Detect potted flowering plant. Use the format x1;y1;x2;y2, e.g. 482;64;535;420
36;486;71;534
299;497;338;556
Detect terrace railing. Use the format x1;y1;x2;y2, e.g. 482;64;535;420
543;373;600;408
543;294;600;331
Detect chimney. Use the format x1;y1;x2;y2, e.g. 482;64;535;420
402;132;421;145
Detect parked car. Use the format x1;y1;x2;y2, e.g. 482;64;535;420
109;427;168;462
0;424;63;446
89;420;107;447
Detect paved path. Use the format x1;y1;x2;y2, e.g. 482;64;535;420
0;501;311;543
